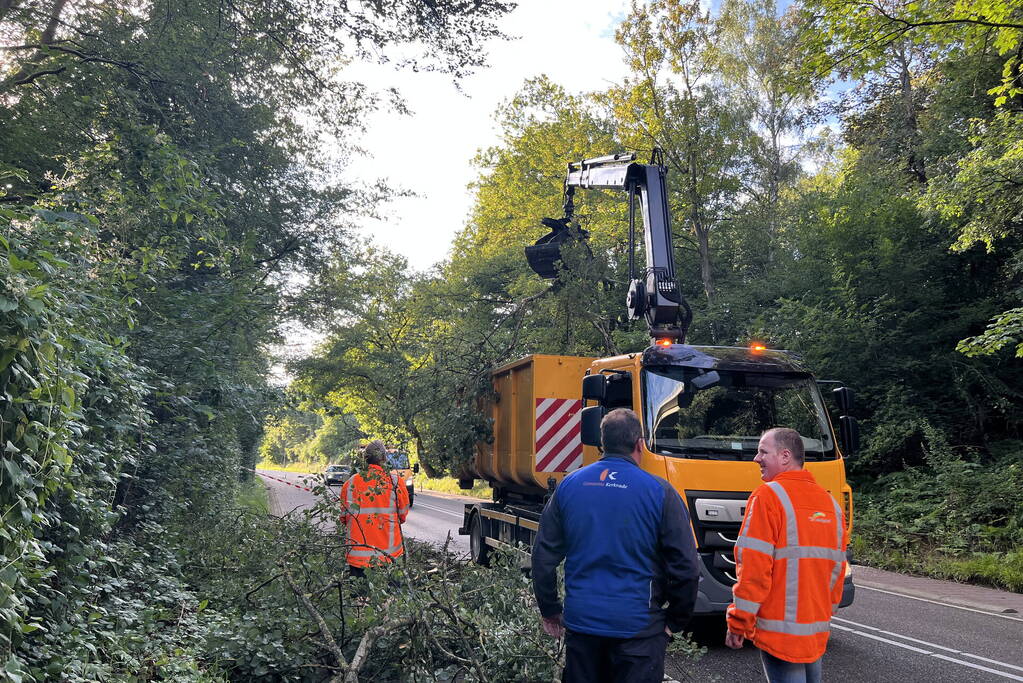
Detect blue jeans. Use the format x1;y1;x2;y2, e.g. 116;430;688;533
760;650;822;683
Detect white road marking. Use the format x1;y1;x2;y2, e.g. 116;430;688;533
857;585;1023;623
412;501;464;520
833;617;1023;672
833;618;1023;680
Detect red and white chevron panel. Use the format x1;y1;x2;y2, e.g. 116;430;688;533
535;398;583;473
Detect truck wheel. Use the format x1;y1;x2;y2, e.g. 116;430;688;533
469;512;489;567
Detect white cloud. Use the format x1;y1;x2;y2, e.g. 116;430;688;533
339;0;631;271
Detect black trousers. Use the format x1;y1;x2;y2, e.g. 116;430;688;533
563;629;670;683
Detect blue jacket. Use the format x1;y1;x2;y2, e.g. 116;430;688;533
531;454;700;638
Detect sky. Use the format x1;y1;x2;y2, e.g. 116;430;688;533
341;0;633;272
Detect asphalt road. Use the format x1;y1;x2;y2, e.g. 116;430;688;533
256;470;1023;682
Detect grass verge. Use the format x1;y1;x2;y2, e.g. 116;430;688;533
237;478;271;514
414;474;491;499
851;536;1023;593
255;460;319;474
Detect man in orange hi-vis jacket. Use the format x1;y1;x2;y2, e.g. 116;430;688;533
340;440;410;577
725;427;849;683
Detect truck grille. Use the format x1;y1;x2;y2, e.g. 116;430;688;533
685;491;751;588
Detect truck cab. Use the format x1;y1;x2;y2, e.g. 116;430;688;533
581;343;856;613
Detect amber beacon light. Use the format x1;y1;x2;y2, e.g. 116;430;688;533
655;337;673;347
750;342;767;353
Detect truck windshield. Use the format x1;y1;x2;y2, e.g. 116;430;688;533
386;452;410;469
642;367;835;460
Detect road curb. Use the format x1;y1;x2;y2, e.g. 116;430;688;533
853;565;1023;617
262;479;283;516
855;579;1023;617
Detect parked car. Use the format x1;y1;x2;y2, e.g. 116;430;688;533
322;464;352;487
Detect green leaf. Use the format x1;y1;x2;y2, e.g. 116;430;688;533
8;252;36;272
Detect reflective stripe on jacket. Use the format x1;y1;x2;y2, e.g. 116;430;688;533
726;470;848;663
340;464;410;568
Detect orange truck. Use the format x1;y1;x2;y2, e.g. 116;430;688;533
457;152;858;615
385;446;418;507
458;350;857;615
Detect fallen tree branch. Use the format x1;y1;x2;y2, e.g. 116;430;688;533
282;563;349;673
343;614;416;683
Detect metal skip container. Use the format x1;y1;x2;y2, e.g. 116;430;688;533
475;354;597;492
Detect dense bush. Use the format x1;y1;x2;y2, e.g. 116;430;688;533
1;207;151;678
852;431;1023;591
185;486;566;682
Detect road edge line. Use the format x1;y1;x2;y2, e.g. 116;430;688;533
855;583;1023;622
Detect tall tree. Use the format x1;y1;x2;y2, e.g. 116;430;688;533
606;0;748;336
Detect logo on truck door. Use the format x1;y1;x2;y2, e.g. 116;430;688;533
535;398;583;473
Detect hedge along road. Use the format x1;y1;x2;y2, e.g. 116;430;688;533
256;470;1023;682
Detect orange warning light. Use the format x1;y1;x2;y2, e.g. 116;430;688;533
656;338;673;347
750;343;767;353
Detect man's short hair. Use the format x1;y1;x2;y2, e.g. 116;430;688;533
363;439;387;466
601;408;643;454
765;427;804;466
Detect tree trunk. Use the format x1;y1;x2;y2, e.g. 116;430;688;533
0;0;22;23
413;432;440;478
694;215;715;307
1;0;70;92
897;41;927;184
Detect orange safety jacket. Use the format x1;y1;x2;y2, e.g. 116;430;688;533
726;470;849;663
340;464;410;568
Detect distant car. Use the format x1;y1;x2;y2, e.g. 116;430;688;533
322;464;351;486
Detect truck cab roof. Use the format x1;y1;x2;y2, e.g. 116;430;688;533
641;344;809;375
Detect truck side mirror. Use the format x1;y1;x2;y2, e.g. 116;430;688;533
833;386;855;414
413;463;420;474
582;374;606;402
580;405;605;447
839;415;859;456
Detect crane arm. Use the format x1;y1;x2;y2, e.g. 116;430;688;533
526;151;692;342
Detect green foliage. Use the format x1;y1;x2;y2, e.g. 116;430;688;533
852;435;1023;590
2;0;514;676
1;206;148;676
174;484;570;681
802;0;1023;102
414;474;492;499
236;479;271;516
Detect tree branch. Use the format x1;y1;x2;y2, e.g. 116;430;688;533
282;562;350;672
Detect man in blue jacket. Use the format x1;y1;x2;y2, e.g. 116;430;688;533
532;408;700;683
